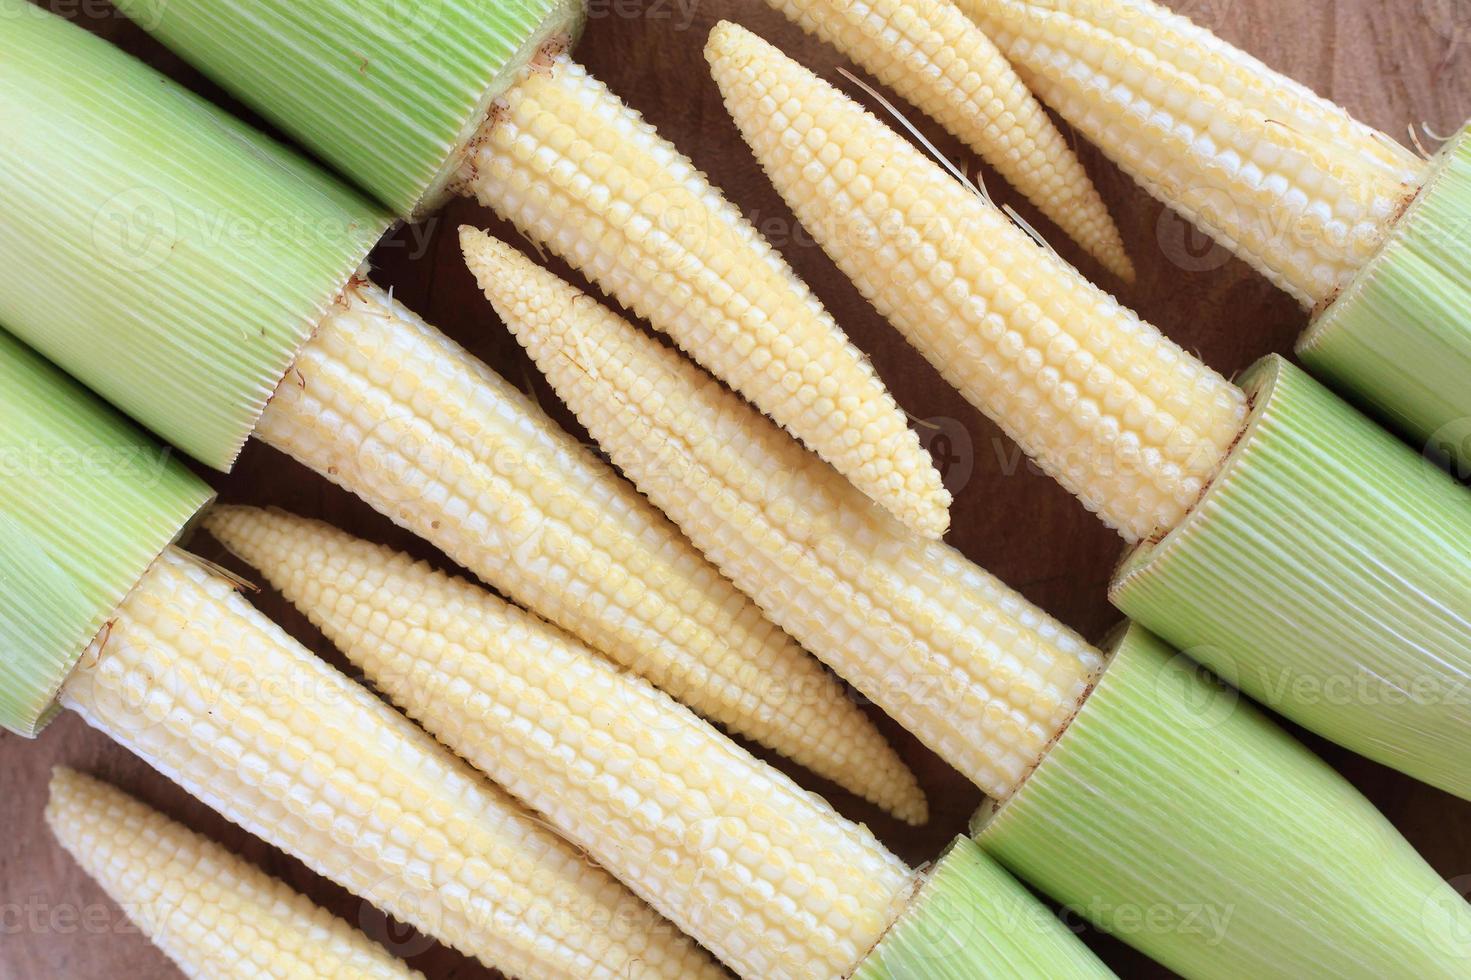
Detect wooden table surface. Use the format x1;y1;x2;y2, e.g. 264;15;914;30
5;1;1470;977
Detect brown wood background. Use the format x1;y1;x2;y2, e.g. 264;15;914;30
4;0;1471;977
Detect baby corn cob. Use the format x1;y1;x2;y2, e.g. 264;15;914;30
458;51;952;538
208;506;917;980
97;0;946;535
763;0;1134;281
59;548;721;980
46;768;420;980
959;0;1425;308
0;6;921;818
255;279;924;823
703;22;1471;817
462;228;1104;801
704;22;1246;542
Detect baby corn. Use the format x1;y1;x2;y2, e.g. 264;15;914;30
763;0;1133;281
704;22;1245;542
458;51;950;537
959;0;1425;308
701;22;1471;818
59;548;720;980
0;6;925;818
46;768;420;980
256;279;923;823
208;506;917;980
99;0;948;533
462;228;1103;802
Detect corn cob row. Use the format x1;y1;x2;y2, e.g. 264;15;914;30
46;768;421;980
763;0;1134;282
59;547;721;980
457;51;952;538
462;228;1104;801
958;0;1426;308
207;506;917;980
88;0;946;536
704;22;1246;542
253;278;924;823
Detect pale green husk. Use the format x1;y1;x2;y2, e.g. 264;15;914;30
855;836;1114;980
0;1;391;471
976;623;1471;980
113;0;587;219
0;330;212;737
1111;355;1471;799
1299;123;1471;464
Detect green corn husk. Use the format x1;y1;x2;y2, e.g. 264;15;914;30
975;623;1471;980
0;1;390;471
1111;354;1471;799
113;0;587;219
1299;124;1471;465
0;329;212;737
856;837;1115;980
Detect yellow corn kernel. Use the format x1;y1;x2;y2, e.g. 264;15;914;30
706;22;1247;542
459;53;952;537
207;506;917;980
46;767;421;980
254;279;924;823
764;0;1134;282
462;227;1104;801
59;548;720;980
958;0;1426;307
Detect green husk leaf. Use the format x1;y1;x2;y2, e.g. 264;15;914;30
0;1;391;471
1111;354;1471;799
112;0;587;219
1299;122;1471;464
975;622;1471;980
0;330;212;736
856;836;1114;980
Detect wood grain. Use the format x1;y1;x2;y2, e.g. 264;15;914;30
4;1;1470;977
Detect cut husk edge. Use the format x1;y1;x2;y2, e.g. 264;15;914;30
111;0;588;219
0;1;391;470
1299;122;1471;464
1111;354;1471;798
854;836;1114;980
975;622;1471;980
0;330;212;736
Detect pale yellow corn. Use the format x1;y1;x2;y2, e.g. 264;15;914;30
458;53;952;537
462;227;1105;801
256;279;925;823
960;0;1427;308
46;767;421;980
207;506;917;980
765;0;1134;282
59;548;720;980
705;22;1247;542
